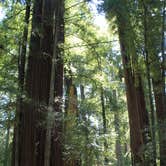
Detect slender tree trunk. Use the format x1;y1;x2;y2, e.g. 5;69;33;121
50;0;64;165
161;0;166;103
18;0;31;92
80;85;85;100
113;90;123;166
44;0;64;164
100;87;108;164
4;116;11;166
142;2;157;164
153;79;166;166
142;1;166;164
147;76;156;165
101;88;106;135
80;85;89;166
12;1;31;166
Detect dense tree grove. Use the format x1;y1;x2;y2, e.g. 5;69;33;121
0;0;165;166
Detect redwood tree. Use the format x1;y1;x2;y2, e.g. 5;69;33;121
102;0;152;164
12;0;64;165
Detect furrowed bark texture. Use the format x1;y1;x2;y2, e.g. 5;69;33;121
117;18;144;166
115;1;151;164
12;1;31;166
142;1;157;164
64;75;80;166
50;0;64;165
14;0;64;165
142;1;166;164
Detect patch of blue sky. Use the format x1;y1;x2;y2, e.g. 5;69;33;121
89;0;108;29
0;6;6;21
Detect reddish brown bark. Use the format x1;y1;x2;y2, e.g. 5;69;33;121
153;79;166;165
50;0;64;165
19;0;52;165
12;1;31;166
13;0;64;165
135;76;150;144
64;75;79;166
116;2;147;164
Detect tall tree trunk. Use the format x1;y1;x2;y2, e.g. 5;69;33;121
115;1;154;164
115;2;154;165
142;2;157;164
44;0;64;165
100;87;108;164
50;0;64;166
13;0;64;165
18;0;31;92
135;75;153;164
64;75;79;166
117;13;144;165
12;1;31;166
4;114;11;166
113;90;123;166
142;1;166;164
153;78;166;165
80;85;89;166
161;0;166;104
